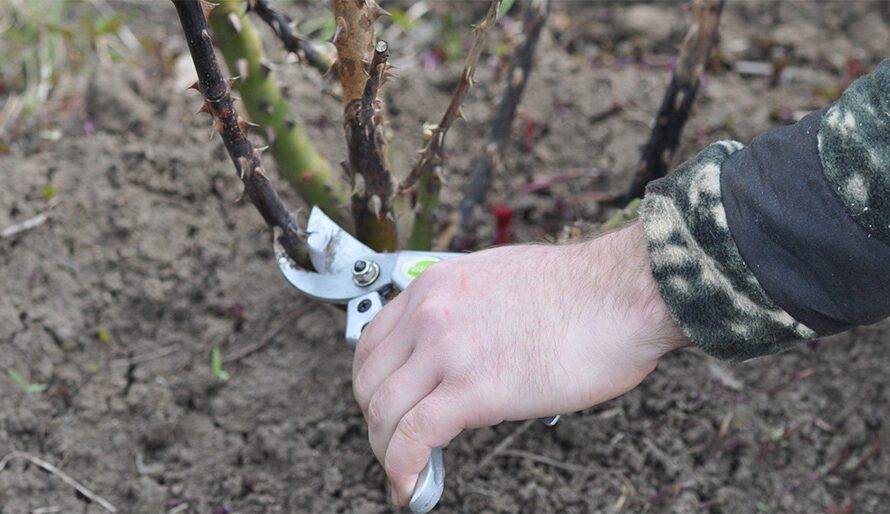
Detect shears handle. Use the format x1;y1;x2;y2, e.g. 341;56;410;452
346;291;560;513
347;293;446;513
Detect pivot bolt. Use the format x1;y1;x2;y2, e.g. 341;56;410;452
357;299;372;313
352;259;380;287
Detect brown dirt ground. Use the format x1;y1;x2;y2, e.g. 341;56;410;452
2;1;890;513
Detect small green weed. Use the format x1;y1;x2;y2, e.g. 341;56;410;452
7;368;48;394
211;347;230;382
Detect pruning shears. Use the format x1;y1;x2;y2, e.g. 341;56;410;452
275;206;558;513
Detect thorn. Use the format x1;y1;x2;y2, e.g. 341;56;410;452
254;166;267;180
236;59;249;80
226;76;240;89
231;95;241;102
368;195;382;219
227;12;242;33
237;157;251;180
197;102;213;115
367;0;391;21
259;59;274;80
201;29;212;43
187;80;201;92
199;0;218;20
210;119;224;140
456;107;465;120
511;68;525;88
238;118;260;134
353;173;366;197
256;145;270;154
333;16;347;44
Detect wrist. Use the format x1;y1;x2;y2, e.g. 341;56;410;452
583;222;690;359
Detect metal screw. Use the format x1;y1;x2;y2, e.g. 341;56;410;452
352;259;380;287
357;299;372;313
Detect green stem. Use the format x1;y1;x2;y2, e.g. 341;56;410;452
209;0;350;224
406;165;441;250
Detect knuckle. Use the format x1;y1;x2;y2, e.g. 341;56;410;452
352;367;373;407
411;296;450;329
397;402;436;445
354;337;373;364
365;384;393;430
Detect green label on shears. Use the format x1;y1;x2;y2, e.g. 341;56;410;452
406;259;438;278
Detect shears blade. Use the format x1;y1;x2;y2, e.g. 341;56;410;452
275;207;395;303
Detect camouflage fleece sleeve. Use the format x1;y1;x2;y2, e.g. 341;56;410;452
639;60;890;362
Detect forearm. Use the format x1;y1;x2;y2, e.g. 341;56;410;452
640;59;890;361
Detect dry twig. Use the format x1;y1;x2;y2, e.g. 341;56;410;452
174;0;310;267
472;419;534;475
0;451;118;513
499;449;588;473
0;199;58;239
450;0;551;250
623;0;725;202
248;0;335;74
401;0;503;250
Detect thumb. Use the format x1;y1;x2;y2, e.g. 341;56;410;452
384;386;463;506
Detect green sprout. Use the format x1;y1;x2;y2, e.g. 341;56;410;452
211;348;230;382
8;368;48;394
42;183;56;200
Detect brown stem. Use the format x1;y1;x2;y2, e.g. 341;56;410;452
248;0;335;75
332;0;386;107
174;0;310;268
450;0;550;251
403;0;503;250
622;0;725;203
333;0;397;252
401;0;503;193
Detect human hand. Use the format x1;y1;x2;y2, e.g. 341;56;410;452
351;222;688;506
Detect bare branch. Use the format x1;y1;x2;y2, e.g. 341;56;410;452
622;0;725;202
248;0;335;75
450;0;551;250
174;0;310;267
403;0;503;250
401;0;503;193
333;0;397;251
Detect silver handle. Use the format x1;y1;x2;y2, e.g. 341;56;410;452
409;447;445;514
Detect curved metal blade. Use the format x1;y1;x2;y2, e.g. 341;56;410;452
274;208;397;303
305;206;376;275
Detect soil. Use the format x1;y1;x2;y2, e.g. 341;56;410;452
2;2;890;513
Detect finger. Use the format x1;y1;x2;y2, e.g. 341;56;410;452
353;290;410;378
353;326;416;414
366;351;441;463
384;384;465;506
